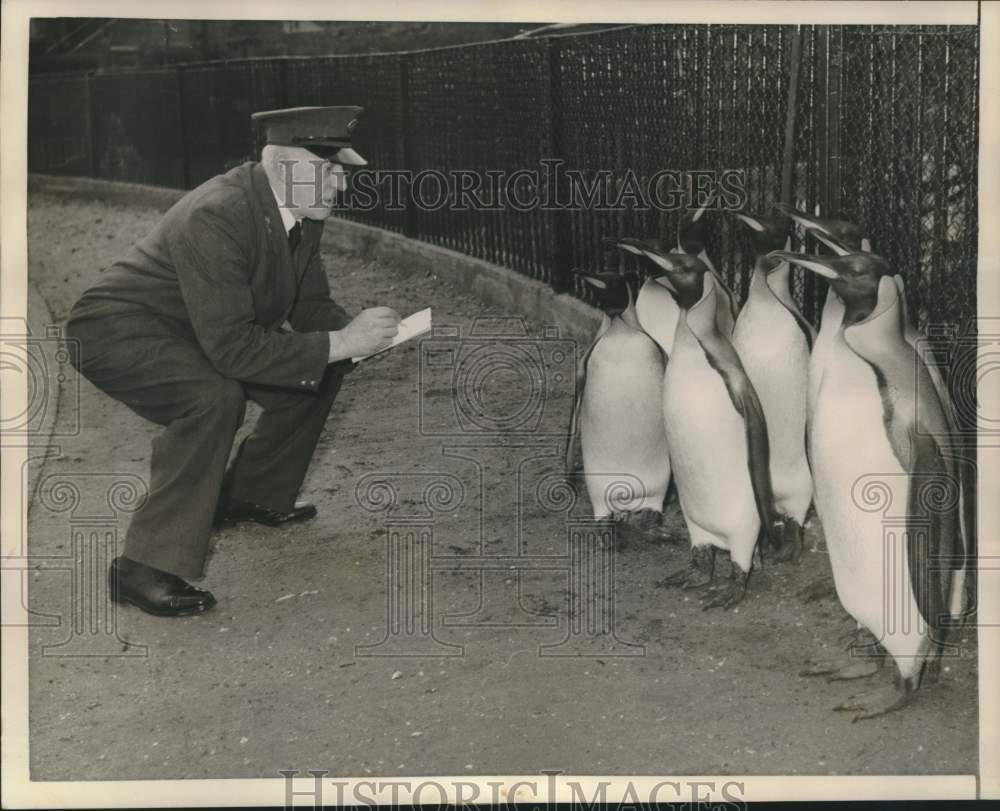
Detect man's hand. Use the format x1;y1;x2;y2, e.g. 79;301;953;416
328;307;401;362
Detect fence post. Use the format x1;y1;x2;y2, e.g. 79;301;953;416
546;39;573;294
175;65;191;189
827;27;844;218
399;54;418;238
780;26;803;205
814;26;830;215
85;72;99;178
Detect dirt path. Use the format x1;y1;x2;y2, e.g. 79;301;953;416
26;190;977;780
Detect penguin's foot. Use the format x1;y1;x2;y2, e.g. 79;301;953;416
661;545;715;589
833;682;914;722
701;568;750;611
645;524;676;543
799;576;838;603
923;654;943;686
826;660;881;681
770;517;805;563
626;509;662;531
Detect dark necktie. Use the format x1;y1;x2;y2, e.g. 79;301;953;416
288;221;302;253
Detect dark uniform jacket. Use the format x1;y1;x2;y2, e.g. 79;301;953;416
68;161;350;392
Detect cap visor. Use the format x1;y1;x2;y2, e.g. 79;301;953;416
334;147;367;166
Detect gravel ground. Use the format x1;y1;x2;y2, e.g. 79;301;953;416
26;190;978;780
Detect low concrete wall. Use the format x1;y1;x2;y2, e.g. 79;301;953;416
28;174;602;345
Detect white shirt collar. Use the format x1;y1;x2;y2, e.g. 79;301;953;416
268;181;300;234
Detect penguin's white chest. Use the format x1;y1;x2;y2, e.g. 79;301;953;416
580;324;671;516
733;294;812;518
662;329;757;542
811;341;924;667
635;279;681;357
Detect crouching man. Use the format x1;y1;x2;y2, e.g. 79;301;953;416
65;105;399;617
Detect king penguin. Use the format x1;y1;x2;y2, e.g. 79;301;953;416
771;247;966;719
729;210;814;560
773;203;871;426
639;248;779;609
607;203;738;355
785;215;973;617
566;269;672;527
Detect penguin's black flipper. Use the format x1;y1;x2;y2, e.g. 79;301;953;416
764;258;816;351
844;276;959;633
684;276;780;551
906;432;956;633
893;274;973;616
564;314;611;474
699;252;739;336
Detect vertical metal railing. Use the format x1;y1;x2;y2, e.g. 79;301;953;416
27;24;979;339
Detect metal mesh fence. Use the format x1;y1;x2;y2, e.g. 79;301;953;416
29;23;979;343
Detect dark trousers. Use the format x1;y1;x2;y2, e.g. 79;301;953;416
65;312;346;578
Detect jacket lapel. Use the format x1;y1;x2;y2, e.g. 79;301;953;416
251;163;296;284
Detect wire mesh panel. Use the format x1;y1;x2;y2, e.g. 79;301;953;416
405;38;551;277
27;74;93;176
91;69;185;186
27;22;979;360
284;54;407;232
552;25;794;306
836;26;979;333
179;62;258;186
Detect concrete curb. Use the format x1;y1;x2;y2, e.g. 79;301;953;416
28;174;603;345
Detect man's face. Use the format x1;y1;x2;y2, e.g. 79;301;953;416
280;149;348;220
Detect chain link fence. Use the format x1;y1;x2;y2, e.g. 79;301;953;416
29;23;979;354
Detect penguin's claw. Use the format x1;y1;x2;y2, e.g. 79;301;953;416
662;546;715;589
645;524;675;543
661;567;696;588
833;685;912;721
701;579;747;610
826;660;881;681
701;568;749;610
681;569;714;590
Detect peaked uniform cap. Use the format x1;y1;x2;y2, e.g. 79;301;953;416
251;105;367;165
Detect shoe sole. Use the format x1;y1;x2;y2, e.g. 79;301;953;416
215;513;317;530
111;592;217;618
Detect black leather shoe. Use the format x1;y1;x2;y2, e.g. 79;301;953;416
215;497;318;529
109;557;216;617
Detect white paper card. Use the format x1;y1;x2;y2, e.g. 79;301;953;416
352;307;432;362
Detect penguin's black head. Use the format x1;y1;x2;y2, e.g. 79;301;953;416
641;250;709;310
606;236;681;282
769;250;893;325
773;203;870;253
729;210;791;257
576;271;633;317
677;205;712;255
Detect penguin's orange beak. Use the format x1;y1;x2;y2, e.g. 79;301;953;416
768;250;840;280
